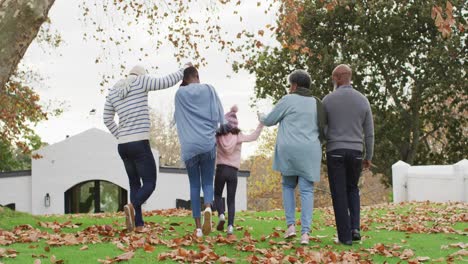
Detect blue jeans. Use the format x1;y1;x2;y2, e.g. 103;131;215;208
326;149;363;242
185;147;216;218
118;140;156;227
282;175;315;235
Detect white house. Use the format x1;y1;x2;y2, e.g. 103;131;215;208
0;128;250;215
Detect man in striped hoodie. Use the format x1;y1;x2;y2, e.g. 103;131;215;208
103;63;191;232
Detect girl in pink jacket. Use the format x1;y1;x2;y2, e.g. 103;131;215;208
214;105;263;235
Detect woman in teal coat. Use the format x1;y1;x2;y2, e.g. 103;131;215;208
259;69;323;245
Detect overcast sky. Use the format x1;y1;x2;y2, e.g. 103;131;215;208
23;0;280;158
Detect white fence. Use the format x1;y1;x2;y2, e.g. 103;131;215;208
392;159;468;203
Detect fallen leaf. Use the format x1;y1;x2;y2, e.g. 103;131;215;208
116;251;135;261
80;245;88;251
417;256;431;262
219;256;234;263
451;249;468;256
144;244;155;253
449;242;467;249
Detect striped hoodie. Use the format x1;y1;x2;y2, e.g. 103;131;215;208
103;69;183;144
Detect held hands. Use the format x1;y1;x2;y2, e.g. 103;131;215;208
362;160;372;170
257;112;265;123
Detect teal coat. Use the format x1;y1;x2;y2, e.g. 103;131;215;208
260;94;322;182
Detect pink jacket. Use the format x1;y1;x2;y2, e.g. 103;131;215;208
216;124;264;169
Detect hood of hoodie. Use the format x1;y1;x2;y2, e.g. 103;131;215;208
112;75;138;99
217;133;238;155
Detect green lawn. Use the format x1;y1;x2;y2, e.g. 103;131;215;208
0;202;466;263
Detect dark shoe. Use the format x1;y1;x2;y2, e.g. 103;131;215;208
216;214;225;231
351;229;361;241
334;238;352;246
341;240;353;246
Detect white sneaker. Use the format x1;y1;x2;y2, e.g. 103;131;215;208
195;228;203;238
202;207;212;235
227;225;234;235
284;225;296;239
217;214;226;231
300;233;309;245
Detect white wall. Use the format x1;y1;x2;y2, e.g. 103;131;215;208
29;128;249;215
392;159;468;203
32;128;160;215
0;176;32;213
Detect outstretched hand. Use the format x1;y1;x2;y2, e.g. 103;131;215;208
257;112;265;123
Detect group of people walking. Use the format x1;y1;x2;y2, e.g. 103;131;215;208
103;62;374;246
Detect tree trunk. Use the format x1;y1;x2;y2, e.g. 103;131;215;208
0;0;55;90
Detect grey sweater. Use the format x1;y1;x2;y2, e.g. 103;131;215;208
322;85;374;160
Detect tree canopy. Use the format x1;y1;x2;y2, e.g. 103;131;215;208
240;0;467;184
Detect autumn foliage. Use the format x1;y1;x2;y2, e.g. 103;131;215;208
1;202;466;263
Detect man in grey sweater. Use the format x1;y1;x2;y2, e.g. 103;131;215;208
323;64;374;245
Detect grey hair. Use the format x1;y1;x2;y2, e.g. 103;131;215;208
288;69;311;89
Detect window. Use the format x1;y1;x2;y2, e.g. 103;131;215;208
64;180;127;214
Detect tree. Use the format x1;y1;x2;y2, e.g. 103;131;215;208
0;134;42;172
149;109;182;167
240;0;467;184
0;0;55;90
1;0;463;177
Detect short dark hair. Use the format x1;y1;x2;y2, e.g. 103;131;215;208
288;69;311;89
181;66;198;86
216;124;241;136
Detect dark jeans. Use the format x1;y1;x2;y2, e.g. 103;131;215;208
185;147;216;218
214;164;238;226
118;140;156;227
326;149;363;242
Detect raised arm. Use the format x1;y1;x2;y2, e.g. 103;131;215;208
103;96;119;138
259;96;289;126
238;123;264;143
143;68;184;92
209;84;226;125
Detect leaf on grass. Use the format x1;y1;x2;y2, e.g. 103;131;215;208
144;244;155;253
34;260;41;264
400;249;414;260
116;251;134;261
80;245;88;251
416;256;431;262
451;249;468;256
218;256;234;263
449;242;467;249
50;255;64;264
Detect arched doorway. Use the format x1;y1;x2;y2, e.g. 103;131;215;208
64;180;127;214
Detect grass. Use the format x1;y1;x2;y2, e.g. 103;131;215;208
0;202;466;263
